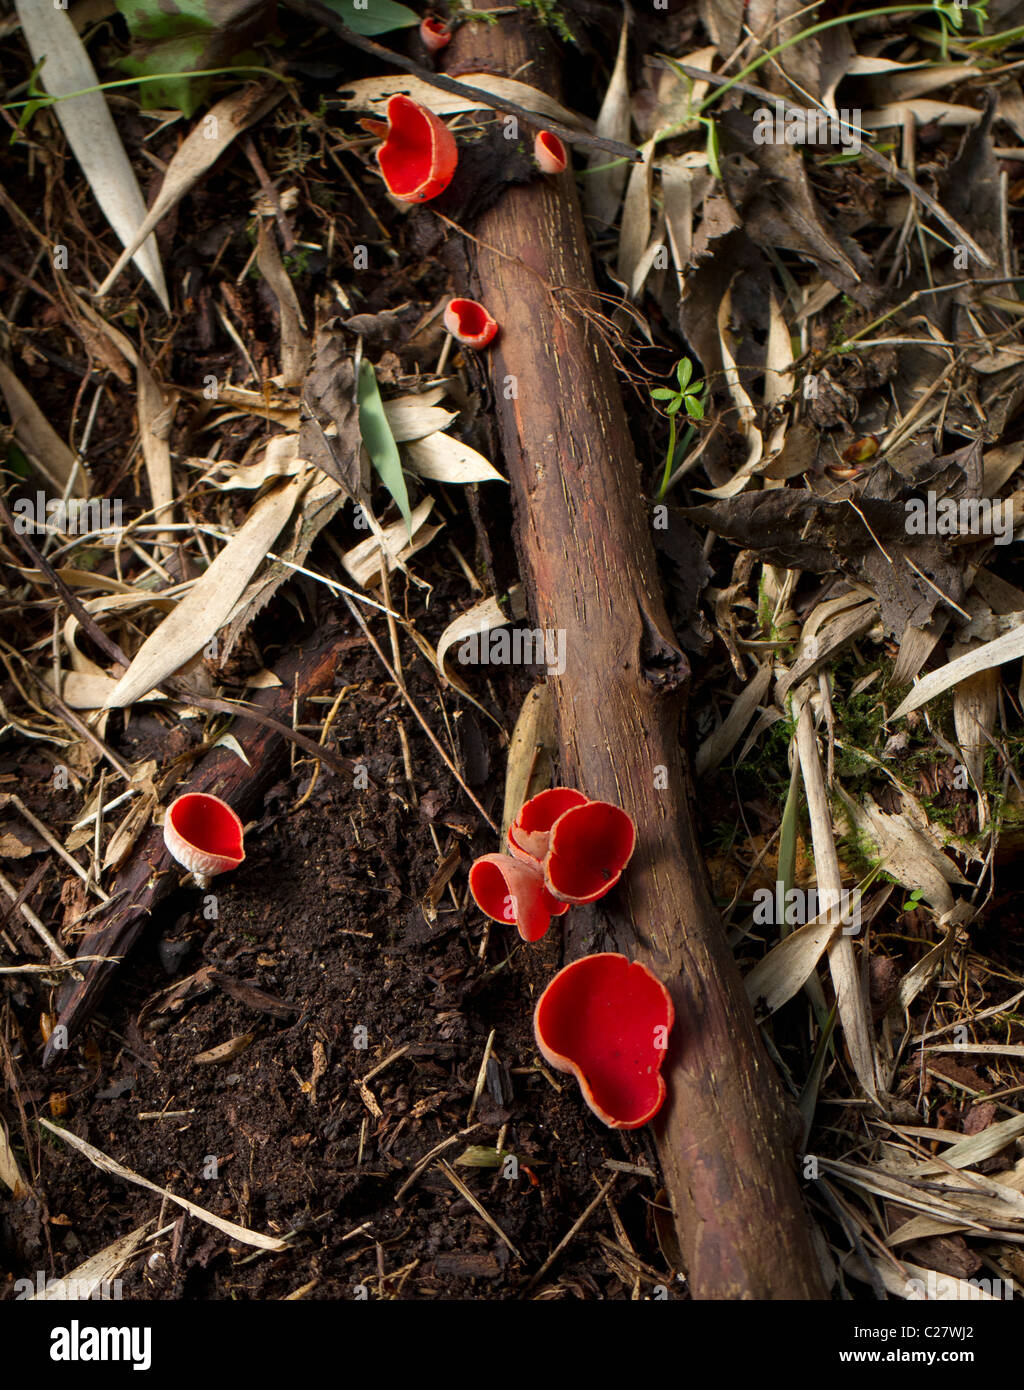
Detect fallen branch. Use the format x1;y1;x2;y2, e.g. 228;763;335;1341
451;6;827;1299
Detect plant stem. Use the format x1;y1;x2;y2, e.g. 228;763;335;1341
658;413;677;500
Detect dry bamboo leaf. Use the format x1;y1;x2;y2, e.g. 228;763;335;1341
14;2;168;308
837;790;966;915
847;55;981;97
95;83;283;299
256;219;310;390
193;1033;255;1065
221;470;346;651
890;620;1024;721
616;138;654;289
895;926;955;1015
29;1221;154;1299
340;497;440;586
891;620;948;689
73;297;175;529
698;286;763;495
336;73;585;129
886;1215;965;1246
501;680;556;849
39;1119;287;1250
404;432;505;484
207;433;305;489
208;384;301;428
662;158;711;282
983;441;1024;497
585;13;630;226
436;585;527;672
796;699;880;1103
745;910;843;1017
868;1257;1004;1300
862;100;982;130
383;395;455;442
0;1113;26;1197
0;360;85;497
103;788;158;871
764;288;794;442
915;1114;1024;1176
104;473;310;707
696;660;772;777
49;672;165;710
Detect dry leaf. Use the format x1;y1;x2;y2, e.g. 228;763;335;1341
404;431;505;484
336;73;586;130
104;473;310;707
95;83;282;299
14;2;168;308
0;360;85;497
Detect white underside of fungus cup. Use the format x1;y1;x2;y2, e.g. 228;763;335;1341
163;793;245;888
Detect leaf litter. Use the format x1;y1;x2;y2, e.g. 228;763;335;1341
1;0;1024;1305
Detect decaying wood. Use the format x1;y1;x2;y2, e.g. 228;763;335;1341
450;8;827;1298
43;628;347;1062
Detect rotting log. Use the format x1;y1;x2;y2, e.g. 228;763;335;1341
449;9;827;1299
44;627;348;1063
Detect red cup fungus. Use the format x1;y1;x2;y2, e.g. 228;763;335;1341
507;785;588;864
468;852;568;943
376;94;458;203
163;792;245;890
534;953;674;1128
534;129;568;174
419;16;452;52
443;298;499;349
543;799;636;904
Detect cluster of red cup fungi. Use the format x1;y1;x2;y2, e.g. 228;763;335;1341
370;93;570;353
469;788;673;1128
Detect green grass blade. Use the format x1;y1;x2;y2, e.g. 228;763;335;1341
357;359;412;538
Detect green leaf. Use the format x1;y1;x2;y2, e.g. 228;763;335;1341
683;396;704;420
318;0;419;36
702;116;722;182
665;396;683;416
115;0;274;114
357;360;412;537
650;387;677;401
676;357;692;390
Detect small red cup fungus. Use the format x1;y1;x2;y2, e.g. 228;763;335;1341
443;298;499;349
544;799;636;904
163;792;245;890
508;786;588;865
376;94;458;203
534;129;568;174
468;852;567;943
534;953;674;1128
419;16;451;52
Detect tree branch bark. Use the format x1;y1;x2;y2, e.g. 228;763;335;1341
450;6;827;1299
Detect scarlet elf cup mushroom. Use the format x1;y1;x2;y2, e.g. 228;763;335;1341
375;94;458;203
443;298;499;349
163;793;245;890
419;16;452;52
534;953;674;1129
467;789;636;941
533;130;568;174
